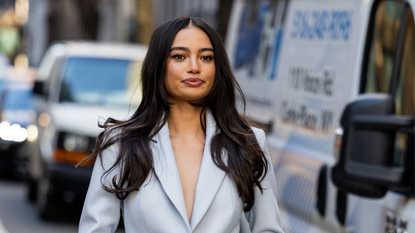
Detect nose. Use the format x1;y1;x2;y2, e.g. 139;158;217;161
188;57;200;74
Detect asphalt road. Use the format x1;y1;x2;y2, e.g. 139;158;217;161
0;178;124;233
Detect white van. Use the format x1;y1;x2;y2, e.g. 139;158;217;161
27;42;147;220
226;0;414;232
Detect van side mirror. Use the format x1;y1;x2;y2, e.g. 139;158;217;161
332;94;414;198
33;80;45;95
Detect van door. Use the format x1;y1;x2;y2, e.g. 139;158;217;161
227;0;414;232
227;0;369;232
343;0;415;232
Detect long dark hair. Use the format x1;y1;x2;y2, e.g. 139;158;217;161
83;16;268;212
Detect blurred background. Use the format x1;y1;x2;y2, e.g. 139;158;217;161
0;0;234;232
0;0;413;233
0;0;233;68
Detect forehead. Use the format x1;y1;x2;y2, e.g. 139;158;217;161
171;27;213;47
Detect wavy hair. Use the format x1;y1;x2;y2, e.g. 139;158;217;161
81;16;268;212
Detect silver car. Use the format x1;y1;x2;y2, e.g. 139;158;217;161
27;41;147;220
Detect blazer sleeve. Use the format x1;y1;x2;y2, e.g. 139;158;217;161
78;143;122;233
243;128;284;233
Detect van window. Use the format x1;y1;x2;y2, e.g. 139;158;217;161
233;0;287;80
363;1;414;168
364;1;404;93
395;9;414;117
3;88;34;111
59;57;142;107
394;8;414;166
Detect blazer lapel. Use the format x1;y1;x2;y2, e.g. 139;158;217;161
152;123;190;229
190;110;226;230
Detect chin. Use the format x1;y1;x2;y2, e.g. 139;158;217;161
176;93;209;102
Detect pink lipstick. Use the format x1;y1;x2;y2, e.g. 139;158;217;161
183;78;203;87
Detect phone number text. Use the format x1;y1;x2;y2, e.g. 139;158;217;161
290;10;353;41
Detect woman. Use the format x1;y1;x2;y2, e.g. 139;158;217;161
79;16;283;233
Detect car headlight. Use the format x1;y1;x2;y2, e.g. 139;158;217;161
27;125;38;142
0;121;28;142
63;134;89;152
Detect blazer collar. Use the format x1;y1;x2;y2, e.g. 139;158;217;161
152;110;226;230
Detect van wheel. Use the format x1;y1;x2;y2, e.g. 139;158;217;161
37;176;59;220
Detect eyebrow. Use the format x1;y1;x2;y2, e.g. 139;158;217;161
169;47;214;53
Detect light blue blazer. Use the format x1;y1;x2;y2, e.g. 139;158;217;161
79;111;284;233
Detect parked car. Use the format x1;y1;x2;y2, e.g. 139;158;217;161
27;42;147;220
226;0;414;232
0;78;36;179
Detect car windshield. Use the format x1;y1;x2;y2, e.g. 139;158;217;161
59;57;142;107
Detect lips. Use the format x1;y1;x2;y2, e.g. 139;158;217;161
183;78;203;87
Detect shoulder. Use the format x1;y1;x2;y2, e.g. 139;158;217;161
102;127;122;144
250;126;266;142
97;128;122;165
99;127;123;153
250;127;269;156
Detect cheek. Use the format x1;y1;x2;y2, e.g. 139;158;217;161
164;63;180;92
206;66;216;90
165;62;181;80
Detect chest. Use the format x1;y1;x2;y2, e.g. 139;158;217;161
170;138;204;186
122;172;244;232
123;130;244;231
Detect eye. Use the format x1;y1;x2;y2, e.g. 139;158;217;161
201;55;213;61
172;54;185;60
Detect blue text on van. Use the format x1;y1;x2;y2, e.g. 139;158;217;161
291;10;354;41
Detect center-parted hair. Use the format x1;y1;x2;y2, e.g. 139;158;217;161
83;16;269;212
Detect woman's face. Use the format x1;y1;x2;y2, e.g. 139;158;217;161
165;27;215;104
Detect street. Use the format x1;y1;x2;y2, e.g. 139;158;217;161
0;178;124;233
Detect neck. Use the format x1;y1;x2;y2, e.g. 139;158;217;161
167;102;206;141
